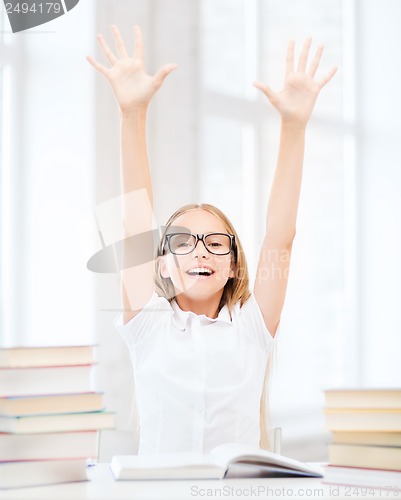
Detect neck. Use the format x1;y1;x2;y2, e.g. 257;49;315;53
175;291;224;319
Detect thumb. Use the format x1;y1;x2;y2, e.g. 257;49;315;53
153;63;178;88
253;81;276;103
318;66;337;89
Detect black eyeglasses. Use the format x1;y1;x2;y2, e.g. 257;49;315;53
162;232;235;256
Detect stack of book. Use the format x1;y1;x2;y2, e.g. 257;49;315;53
0;345;115;489
323;388;401;489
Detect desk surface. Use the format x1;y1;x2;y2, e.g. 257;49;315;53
0;463;395;499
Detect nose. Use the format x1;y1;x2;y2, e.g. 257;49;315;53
193;237;208;258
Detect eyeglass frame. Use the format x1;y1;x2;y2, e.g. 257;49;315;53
161;232;236;256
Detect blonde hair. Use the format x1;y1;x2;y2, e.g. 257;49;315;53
153;203;275;450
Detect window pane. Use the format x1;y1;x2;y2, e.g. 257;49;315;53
0;3;96;346
201;0;257;99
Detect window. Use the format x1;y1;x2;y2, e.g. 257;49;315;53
0;2;96;347
199;0;354;456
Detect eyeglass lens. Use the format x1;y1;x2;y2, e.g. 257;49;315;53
169;233;231;255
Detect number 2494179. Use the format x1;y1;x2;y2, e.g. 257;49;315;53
5;3;62;14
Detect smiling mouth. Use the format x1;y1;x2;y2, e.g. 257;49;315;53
186;267;214;277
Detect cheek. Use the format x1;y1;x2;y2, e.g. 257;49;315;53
164;255;188;278
215;257;235;279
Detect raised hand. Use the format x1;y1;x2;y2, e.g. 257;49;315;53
253;38;337;126
87;25;177;113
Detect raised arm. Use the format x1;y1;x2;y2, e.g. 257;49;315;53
253;38;337;338
87;25;177;324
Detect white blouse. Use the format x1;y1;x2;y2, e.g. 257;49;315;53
114;293;278;455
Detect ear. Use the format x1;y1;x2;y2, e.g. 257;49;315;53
228;262;235;279
157;255;170;279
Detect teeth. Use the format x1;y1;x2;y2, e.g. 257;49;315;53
187;267;213;276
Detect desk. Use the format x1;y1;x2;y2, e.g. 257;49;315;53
0;464;395;499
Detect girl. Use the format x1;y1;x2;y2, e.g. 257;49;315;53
87;25;336;455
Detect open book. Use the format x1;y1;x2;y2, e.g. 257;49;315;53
110;442;323;480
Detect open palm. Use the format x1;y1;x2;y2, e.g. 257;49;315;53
87;25;177;112
254;38;337;125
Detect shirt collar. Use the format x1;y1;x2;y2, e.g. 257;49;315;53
171;300;234;330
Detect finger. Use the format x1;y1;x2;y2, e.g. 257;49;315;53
133;25;144;61
308;44;324;78
86;55;110;77
111;24;129;59
153;63;178;87
318;66;337;88
253;81;276;102
96;33;117;65
285;40;295;77
297;37;312;72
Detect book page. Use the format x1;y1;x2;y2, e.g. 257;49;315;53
210;443;322;476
